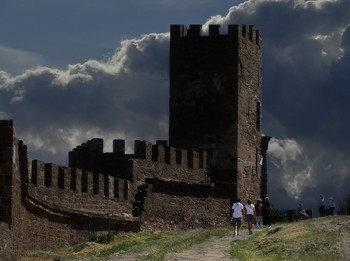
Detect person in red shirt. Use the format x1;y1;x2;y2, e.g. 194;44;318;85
255;199;263;228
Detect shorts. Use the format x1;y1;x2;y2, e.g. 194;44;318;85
231;217;242;227
246;214;254;221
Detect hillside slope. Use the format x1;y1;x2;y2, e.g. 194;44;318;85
19;216;350;261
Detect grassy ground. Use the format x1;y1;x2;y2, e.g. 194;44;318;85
19;215;350;261
230;215;350;261
19;227;231;261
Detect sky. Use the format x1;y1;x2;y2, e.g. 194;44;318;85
1;0;350;215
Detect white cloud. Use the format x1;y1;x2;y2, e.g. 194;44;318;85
268;138;303;167
298;0;339;9
267;138;313;200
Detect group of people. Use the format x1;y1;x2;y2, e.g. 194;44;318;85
295;194;336;220
318;194;336;216
231;196;272;236
231;193;336;236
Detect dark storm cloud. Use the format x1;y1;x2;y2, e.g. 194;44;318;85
0;33;169;164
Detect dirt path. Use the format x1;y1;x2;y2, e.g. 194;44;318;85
108;229;250;261
164;230;248;261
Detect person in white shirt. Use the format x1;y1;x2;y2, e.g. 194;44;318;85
245;199;256;235
231;198;244;236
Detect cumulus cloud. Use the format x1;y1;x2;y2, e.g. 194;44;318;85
2;0;350;213
268;138;303;167
0;33;169;164
267;138;314;200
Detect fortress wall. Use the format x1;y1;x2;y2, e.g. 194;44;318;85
141;178;234;231
131;158;207;186
0;121;88;260
29;160;133;215
0;222;12;260
11;200;88;260
69;139;209;187
68;139;207;184
69;139;135;180
0;121;140;261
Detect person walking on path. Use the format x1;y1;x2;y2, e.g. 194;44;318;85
255;199;263;228
245;199;256;235
231;198;244;236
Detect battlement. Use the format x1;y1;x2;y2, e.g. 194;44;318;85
69;138;207;172
134;140;207;169
170;24;261;45
31;160;130;200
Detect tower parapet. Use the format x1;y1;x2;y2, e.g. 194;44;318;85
209;24;220;36
170;24;261;46
113;139;125;155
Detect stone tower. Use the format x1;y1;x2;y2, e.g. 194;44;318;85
169;24;269;195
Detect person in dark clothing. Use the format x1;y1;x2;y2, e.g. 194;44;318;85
328;196;336;215
262;196;272;228
318;194;326;217
297;203;309;220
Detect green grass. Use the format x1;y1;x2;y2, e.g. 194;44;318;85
230;216;346;261
20;226;231;261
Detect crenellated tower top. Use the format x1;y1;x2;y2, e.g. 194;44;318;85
170;24;261;46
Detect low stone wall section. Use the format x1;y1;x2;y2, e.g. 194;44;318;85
140;178;234;231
